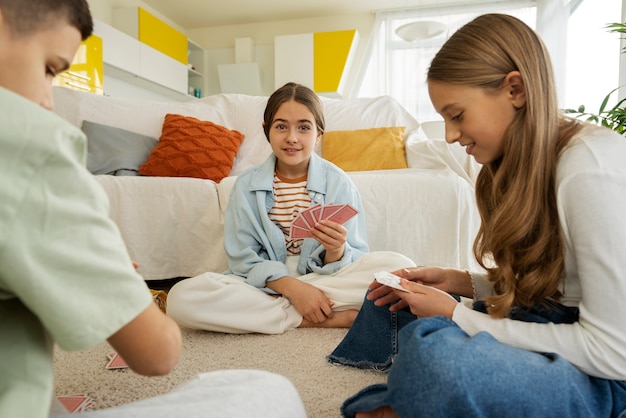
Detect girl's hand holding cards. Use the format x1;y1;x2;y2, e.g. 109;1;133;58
290;203;358;239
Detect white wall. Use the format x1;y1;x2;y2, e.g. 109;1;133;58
190;14;375;97
619;0;626;100
87;0;184;30
87;0;376;99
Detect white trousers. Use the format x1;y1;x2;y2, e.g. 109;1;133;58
50;370;306;418
166;251;415;334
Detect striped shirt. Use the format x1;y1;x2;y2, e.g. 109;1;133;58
269;171;311;255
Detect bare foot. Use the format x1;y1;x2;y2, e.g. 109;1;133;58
299;309;358;328
356;406;399;418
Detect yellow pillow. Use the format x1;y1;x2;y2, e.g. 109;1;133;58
322;126;408;172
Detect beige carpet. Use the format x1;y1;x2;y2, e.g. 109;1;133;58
53;327;387;417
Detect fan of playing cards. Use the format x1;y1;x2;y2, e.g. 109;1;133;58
290;203;358;239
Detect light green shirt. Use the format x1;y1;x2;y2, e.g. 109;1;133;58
0;87;152;418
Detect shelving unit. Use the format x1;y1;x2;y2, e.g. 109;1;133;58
187;39;205;97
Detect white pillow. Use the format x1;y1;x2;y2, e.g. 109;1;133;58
405;130;481;184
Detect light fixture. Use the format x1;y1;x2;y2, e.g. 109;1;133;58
395;20;446;42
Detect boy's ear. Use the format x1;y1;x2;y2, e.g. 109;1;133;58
505;71;526;109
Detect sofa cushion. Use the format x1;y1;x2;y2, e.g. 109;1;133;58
82;120;158;176
52;88;424;178
322;126;408;172
139;113;245;182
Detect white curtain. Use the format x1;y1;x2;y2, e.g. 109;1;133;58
535;0;569;104
357;1;537;122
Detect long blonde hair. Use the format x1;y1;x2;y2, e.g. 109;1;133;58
428;14;582;317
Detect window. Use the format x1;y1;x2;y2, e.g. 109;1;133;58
358;2;536;122
358;0;624;122
564;0;622;112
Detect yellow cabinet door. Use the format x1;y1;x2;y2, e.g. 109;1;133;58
54;34;103;95
138;8;187;65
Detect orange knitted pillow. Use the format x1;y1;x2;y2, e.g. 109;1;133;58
139;114;245;182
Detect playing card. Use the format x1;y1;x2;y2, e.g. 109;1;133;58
292;215;310;230
310;204;322;223
76;397;94;412
300;206;317;228
291;224;312;239
57;394;93;413
327;204;358;225
320;203;343;220
373;271;411;292
105;352;129;369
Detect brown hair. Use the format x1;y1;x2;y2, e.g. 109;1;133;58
428;14;582;317
0;0;93;41
263;82;325;141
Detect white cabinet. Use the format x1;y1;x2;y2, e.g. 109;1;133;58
140;43;187;94
94;20;139;75
93;18;190;100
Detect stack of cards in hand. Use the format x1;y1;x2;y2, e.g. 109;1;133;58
57;393;94;413
291;203;358;239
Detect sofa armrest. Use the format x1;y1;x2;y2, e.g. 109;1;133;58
95;175;227;280
348;168;481;271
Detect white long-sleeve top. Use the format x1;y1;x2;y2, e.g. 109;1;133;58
453;125;626;380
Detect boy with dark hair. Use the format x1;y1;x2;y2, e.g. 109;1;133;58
0;1;305;417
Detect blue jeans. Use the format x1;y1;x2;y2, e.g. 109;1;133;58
327;290;422;371
330;294;626;418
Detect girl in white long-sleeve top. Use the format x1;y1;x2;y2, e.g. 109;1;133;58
329;13;626;418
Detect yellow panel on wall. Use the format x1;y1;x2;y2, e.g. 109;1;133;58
313;30;357;94
138;8;187;65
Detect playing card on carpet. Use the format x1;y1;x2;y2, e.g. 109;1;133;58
57;393;94;413
105;352;129;370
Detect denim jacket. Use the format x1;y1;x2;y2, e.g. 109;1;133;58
223;153;369;289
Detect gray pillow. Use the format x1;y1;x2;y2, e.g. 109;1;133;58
82;120;158;176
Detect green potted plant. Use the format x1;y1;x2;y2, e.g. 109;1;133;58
563;23;626;135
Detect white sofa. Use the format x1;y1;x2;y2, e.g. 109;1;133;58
52;87;482;281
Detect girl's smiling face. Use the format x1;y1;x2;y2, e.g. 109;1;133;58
267;99;322;178
428;72;525;165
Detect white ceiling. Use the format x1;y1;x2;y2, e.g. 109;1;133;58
134;0;481;29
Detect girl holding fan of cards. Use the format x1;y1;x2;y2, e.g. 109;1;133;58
329;14;626;418
167;82;414;334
